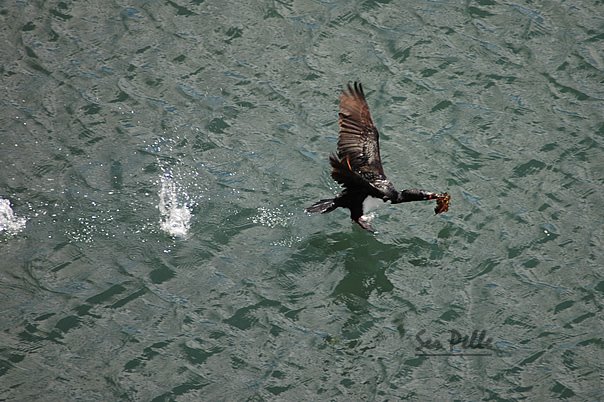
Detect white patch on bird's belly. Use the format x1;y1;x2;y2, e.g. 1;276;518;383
362;195;388;213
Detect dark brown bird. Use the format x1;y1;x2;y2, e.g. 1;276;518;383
306;82;450;232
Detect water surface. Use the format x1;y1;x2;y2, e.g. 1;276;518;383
1;0;602;400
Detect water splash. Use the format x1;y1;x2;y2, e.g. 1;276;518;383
144;135;206;239
158;173;192;238
0;198;26;236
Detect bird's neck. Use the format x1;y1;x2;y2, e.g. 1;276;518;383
393;189;438;204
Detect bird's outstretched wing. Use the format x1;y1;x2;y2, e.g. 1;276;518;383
336;82;386;183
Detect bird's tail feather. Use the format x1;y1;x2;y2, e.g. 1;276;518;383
305;199;337;214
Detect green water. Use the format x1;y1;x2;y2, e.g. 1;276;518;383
1;0;602;400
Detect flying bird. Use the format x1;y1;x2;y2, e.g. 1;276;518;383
306;82;450;232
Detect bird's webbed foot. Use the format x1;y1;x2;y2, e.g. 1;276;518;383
356;215;376;233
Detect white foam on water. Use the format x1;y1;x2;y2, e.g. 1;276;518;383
158;173;192;238
0;198;26;236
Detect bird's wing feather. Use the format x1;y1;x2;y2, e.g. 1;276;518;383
337;82;386;182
